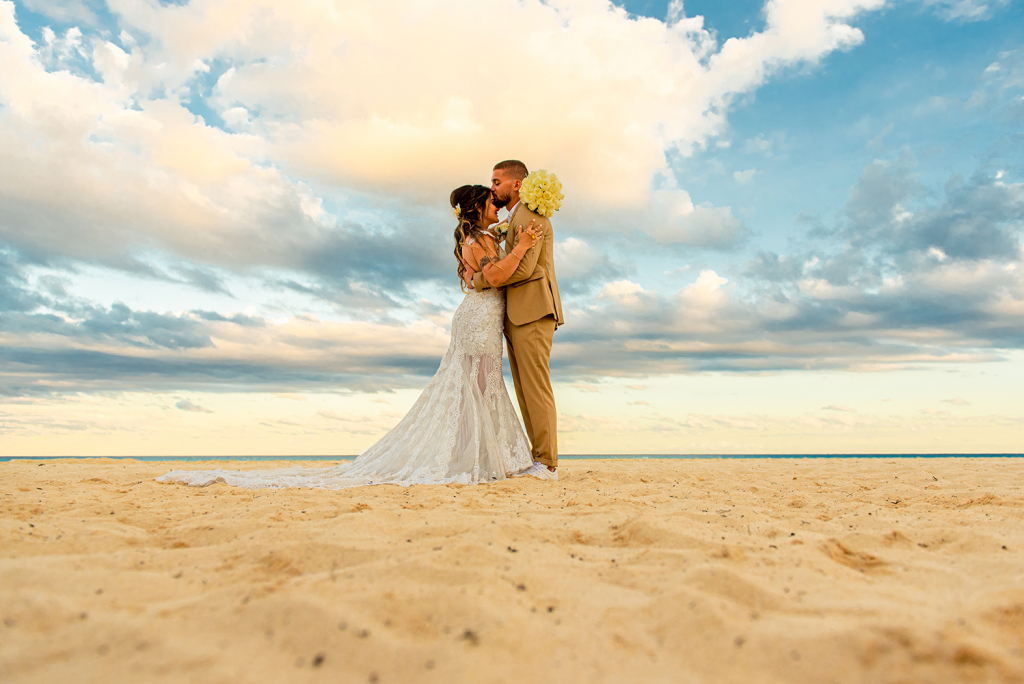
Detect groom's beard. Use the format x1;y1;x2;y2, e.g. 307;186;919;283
492;192;510;209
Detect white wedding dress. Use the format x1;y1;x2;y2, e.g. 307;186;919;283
158;257;534;489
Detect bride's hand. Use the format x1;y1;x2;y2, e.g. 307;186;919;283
516;219;543;249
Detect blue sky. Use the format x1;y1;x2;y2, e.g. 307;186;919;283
1;0;1022;455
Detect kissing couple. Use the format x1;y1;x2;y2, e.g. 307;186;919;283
160;159;564;490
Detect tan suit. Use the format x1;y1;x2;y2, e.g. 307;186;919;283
473;203;563;467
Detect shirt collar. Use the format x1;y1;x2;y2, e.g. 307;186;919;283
503;200;520;221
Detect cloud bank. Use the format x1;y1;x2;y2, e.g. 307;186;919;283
1;0;1022;400
1;0;892;272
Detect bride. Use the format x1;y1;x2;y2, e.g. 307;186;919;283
158;184;552;489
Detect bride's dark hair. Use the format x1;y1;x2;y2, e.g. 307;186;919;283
450;184;492;291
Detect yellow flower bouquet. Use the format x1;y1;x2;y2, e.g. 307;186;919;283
519;170;564;218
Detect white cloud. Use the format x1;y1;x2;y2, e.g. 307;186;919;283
742;131;788;156
39;25;87;64
743;136;775;154
677;270;729;311
918;0;1010;22
0;0;895;278
638;189;748;247
823;404;857;413
221;106;250;129
984;49;1024;92
554;237;626;290
0;23;324;274
598;280;648;308
20;0;98;24
733;168;757;184
91;41;131;88
867;122;894;149
176;399;212;413
0;3;337;276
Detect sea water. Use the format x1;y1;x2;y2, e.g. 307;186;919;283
2;453;1021;462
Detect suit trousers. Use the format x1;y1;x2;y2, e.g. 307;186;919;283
504;314;558;468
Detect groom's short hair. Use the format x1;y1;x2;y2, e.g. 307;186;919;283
494;160;528;180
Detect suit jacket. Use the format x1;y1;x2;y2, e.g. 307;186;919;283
473;203;564;328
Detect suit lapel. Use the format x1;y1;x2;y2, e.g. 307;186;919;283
506;203;521;254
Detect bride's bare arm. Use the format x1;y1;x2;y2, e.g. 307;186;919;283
472;219;547;291
460;244;478;289
467;227;541;288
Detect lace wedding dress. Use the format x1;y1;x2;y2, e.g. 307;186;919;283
158;270;534;490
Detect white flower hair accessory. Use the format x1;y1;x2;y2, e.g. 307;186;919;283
452;204;462;220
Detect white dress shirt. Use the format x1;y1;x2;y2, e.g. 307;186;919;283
501;200;520;225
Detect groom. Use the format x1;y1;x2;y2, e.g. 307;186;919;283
473;159;564;477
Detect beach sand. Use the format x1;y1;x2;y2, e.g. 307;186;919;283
2;457;1023;683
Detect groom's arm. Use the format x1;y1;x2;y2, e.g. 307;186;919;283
472;215;551;290
472;270;490;291
499;216;550;287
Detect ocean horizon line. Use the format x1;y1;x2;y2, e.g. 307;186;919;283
2;453;1023;463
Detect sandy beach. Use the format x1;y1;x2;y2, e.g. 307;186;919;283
2;457;1023;683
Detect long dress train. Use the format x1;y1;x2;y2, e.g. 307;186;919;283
157;285;533;489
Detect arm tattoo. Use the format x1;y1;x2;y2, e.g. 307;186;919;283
479;256;493;270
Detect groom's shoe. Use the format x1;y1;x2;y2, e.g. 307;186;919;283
517;462;557;481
